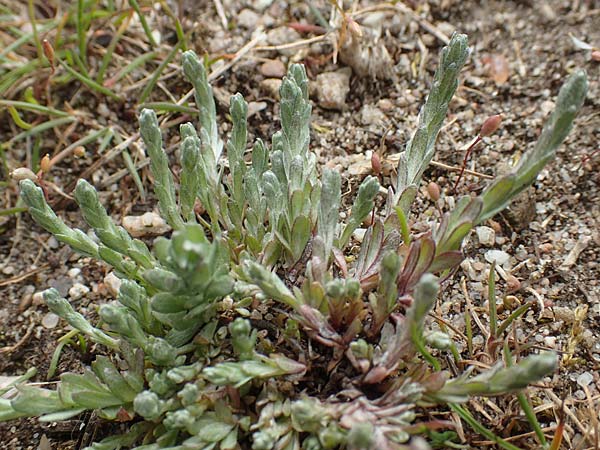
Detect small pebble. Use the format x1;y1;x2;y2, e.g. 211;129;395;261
488;219;502;233
260;59;286;78
47;236;59;249
352;228;367;243
104;272;122;297
472;261;485;271
485;249;510;266
122;211;171;237
69;283;90;300
97;103;110;118
266;27;301;56
237;8;260;29
32;291;45;306
506;274;521;291
574;389;586;400
67;268;81;278
576;372;593;388
553;306;575;324
377;98;394;111
540;100;555;116
316;68;352;110
543;336;556;348
359;104;386;126
41;312;59;329
475;226;496;247
247;101;267;117
260;78;282;99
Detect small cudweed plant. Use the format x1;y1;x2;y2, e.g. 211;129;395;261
3;33;588;450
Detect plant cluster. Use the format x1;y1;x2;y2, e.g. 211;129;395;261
1;34;588;450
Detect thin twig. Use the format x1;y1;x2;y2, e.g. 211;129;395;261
350;2;449;44
474;426;557;445
430;159;493;179
0;320;35;354
254;33;329;52
385;153;494;179
0;264;50;287
213;0;228;30
209;29;265;82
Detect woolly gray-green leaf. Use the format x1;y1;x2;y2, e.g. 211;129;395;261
179;132;201;222
44;288;119;349
339;176;380;249
75;179;154;268
478;69;588;222
395;33;469;212
280;64;311;160
139;109;184;230
182;50;223;161
20;179;99;257
317;169;341;261
432;352;558;403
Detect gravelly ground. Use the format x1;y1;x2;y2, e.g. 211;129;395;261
0;1;598;448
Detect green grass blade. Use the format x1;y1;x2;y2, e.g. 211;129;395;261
128;0;157;48
450;403;524;450
4;116;76;147
58;55;121;100
138;41;182;103
0;21;56;59
95;11;130;84
504;345;547;446
0;100;70;117
104;51;157;87
76;0;87;64
488;262;498;340
122;149;146;201
138;102;196;114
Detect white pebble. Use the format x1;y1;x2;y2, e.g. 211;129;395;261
69;283;90;300
67;268;81;279
475;226;496;247
576;372;593;388
10;167;37;182
32;291;45;306
237;9;260;29
122;211;171;237
97;103;110;118
352;228;367;243
41;312;59;329
316;68;352;110
359;104;386;126
103;272;122;297
485;249;510;266
47;236;59;249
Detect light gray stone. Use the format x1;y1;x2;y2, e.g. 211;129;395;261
484;249;510;266
475;226;496;247
316;68;352;110
122;211;171;237
69;282;90;300
237;9;260;29
359;104;386;126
